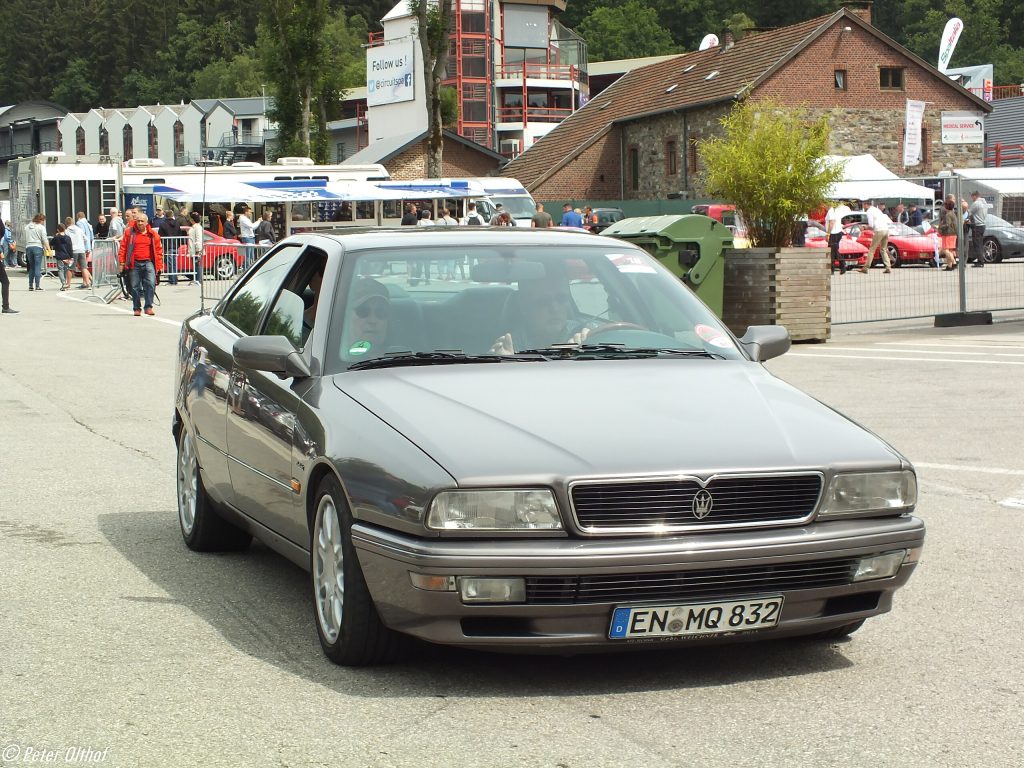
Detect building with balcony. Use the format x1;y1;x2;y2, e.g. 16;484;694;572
364;0;586;162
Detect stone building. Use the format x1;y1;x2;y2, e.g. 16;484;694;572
503;6;992;201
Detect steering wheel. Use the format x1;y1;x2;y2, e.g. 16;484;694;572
572;321;647;341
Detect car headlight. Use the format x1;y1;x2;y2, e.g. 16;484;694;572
817;470;917;518
426;489;563;530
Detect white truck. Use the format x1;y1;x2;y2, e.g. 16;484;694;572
8;152;120;263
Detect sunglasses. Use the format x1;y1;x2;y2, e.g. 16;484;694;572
354;301;389;320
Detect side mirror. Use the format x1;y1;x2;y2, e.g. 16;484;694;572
233;336;311;379
740;325;791;362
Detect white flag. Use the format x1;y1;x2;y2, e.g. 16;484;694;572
699;34;719;51
938;18;964;73
903;100;926;167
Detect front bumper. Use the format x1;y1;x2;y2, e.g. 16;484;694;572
352;516;925;651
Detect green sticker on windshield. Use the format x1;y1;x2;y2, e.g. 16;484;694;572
349;341;372;356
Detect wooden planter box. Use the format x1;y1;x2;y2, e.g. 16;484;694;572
721;247;831;342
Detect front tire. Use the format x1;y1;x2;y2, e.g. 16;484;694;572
177;427;251;552
311;475;411;666
885;245;901;268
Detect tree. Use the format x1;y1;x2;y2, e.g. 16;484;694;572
578;1;678;62
700;100;844;247
409;0;452;177
259;0;330;159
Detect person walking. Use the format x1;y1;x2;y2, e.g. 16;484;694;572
75;212;94;289
1;221;16;268
186;211;204;282
107;208;126;240
824;199;852;275
0;219;17;314
24;213;49;291
968;191;988;268
51;224;75;291
118;212;164;316
237;205;257;269
860;200;892;273
937;198;960;270
63;216;88;289
531;203;553;228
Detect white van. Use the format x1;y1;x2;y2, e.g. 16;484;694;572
459;178;536;226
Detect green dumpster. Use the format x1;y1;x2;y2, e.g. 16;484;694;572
602;214;733;318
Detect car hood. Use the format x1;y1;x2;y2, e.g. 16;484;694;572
335;360;902;483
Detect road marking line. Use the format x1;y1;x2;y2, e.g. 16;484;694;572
914;462;1024;476
825;347;993;356
876;341;1024;350
787;353;1024;365
998;498;1024;508
58;292;183;327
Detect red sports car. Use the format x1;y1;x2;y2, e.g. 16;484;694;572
805;224;868;269
846;222;940;268
176;229;245;279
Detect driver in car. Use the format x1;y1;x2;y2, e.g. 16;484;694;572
342;277;390;359
489;274;590;355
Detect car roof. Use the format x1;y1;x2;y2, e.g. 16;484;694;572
283;226;617;250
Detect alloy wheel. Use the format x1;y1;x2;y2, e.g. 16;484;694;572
177;432;198;535
313;495;345;643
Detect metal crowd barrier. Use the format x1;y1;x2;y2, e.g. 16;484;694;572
199;243;272;311
827;173;1024;324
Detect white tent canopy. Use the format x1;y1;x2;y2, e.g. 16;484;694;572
824;154;935;201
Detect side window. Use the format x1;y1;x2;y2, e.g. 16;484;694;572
220;244;303;335
263;249;329;349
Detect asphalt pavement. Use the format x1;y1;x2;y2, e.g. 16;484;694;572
0;274;1021;768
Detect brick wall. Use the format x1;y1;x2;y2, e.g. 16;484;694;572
754;20;985;171
385;139;504;179
530;127;623;201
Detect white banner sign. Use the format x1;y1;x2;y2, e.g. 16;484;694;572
903;99;926;168
941;111;985;144
366;41;415;107
698;34;719;51
937;17;963;73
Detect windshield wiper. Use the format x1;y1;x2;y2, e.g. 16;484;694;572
515;344;725;360
348;350;546;371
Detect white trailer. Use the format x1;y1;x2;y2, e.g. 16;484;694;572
8;152;120;258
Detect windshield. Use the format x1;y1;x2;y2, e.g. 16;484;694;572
487;196;537;219
327;244;744;371
986;214;1014;228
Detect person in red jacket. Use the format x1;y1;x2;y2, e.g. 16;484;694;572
118;212;164;316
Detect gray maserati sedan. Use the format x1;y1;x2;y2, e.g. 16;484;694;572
174;227;924;665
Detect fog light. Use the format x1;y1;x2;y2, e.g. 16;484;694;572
409;572;456;591
458;577;526;604
853;551;907;582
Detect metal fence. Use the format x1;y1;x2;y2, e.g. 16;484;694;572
827;172;1024;324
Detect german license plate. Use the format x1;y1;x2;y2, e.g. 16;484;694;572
608;596;784;639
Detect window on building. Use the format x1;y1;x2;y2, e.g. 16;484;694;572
99;128;109;155
173;120;184;156
880;67;904;90
834;70;847;90
336;142;346;162
688;137;699;175
629;146;639;191
123;126;133;160
75;127;85;155
666;139;678;175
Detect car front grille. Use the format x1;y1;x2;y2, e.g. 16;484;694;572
570;473;823;532
525;558;858;605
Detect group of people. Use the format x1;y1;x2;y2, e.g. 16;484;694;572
824;191;989;275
